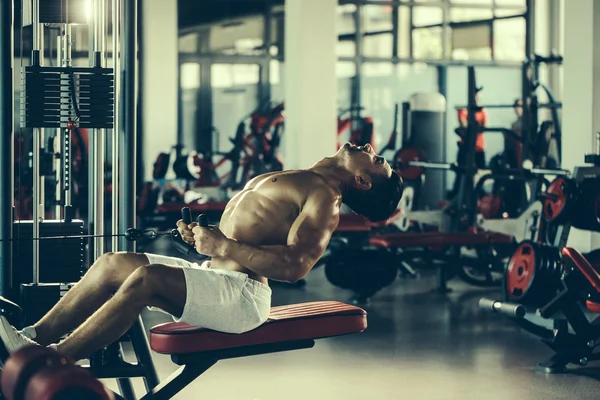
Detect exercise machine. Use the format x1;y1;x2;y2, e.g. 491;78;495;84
480;149;600;372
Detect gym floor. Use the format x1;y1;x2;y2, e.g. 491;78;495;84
104;241;600;400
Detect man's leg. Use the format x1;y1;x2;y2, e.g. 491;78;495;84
29;252;149;346
57;263;186;361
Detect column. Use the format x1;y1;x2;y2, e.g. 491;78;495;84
141;0;178;181
0;0;13;296
562;1;597;250
284;0;337;170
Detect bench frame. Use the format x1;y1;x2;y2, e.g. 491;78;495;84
100;338;316;400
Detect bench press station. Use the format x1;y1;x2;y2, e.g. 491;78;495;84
0;298;367;400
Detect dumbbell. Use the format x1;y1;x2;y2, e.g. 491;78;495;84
172;207;209;257
1;346;112;400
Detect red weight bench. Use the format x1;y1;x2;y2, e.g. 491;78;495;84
562;247;600;313
335;209;402;233
368;230;515;249
120;301;366;400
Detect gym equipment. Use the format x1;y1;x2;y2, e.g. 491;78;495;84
324;249;399;304
404;93;447;209
481;247;600;373
480;152;600;372
504;241;562;308
1;345;113;400
337;105;375;150
0;301;367;400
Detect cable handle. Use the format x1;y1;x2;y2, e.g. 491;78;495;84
172;207;209;256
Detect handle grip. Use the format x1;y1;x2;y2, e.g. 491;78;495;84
173;209;210;258
479;298;526;318
182;207;192;224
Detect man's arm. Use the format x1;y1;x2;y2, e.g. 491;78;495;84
196;191;340;282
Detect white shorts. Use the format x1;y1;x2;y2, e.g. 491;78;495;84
144;253;272;334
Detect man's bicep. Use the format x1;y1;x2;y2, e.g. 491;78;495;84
288;203;339;263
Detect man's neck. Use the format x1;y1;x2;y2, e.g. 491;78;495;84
307;158;349;197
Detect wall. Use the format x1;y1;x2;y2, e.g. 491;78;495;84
561;1;596;251
141;0;178;181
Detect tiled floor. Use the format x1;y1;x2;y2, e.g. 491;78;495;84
101;243;600;399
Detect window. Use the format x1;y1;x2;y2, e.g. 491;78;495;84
413;7;443;27
337;61;357;79
495;8;526;17
338;4;357;57
493;18;526;61
270;12;284;56
449;0;492;4
270;60;280;85
180;63;200;89
338;4;357;36
362;5;393;58
363;62;393;78
211;64;260;88
495;0;525;5
413;27;444;60
450;8;494;23
397;6;410;58
451;23;492;61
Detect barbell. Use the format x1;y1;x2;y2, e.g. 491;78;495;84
394;147;569;182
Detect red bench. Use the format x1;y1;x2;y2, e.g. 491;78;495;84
1;302;367;400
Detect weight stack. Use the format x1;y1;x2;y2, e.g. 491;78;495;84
20;283;76;326
12;219;85;288
407;93;446;209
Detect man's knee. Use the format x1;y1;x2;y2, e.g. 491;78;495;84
119;264;165;303
87;252;148;288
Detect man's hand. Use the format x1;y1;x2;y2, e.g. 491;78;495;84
176;220;198;246
192;225;229;257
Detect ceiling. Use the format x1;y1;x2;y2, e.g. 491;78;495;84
177;0;282;30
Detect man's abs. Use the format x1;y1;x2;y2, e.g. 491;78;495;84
209;171;315;283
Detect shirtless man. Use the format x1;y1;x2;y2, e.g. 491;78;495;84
0;143;403;361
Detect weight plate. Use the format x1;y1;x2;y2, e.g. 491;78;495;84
393;147;427;181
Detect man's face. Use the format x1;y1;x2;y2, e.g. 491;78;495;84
475;92;482;106
336;142;393;182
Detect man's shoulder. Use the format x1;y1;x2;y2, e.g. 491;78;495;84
304;180;340;209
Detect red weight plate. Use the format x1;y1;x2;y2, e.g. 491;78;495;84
394;147;427;181
1;346;71;400
543;177;569;221
505;242;536;300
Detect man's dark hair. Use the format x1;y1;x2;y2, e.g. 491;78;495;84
343;171;403;222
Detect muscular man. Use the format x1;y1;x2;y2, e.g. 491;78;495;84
0;143;403;361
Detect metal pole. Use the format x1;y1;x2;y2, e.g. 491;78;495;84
31;0;45;285
0;0;14;296
92;0;106;258
112;0;122;251
525;0;535;58
55;27;63;219
119;0;136;251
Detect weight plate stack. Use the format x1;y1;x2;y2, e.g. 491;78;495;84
504;241;563;308
543;177;577;224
